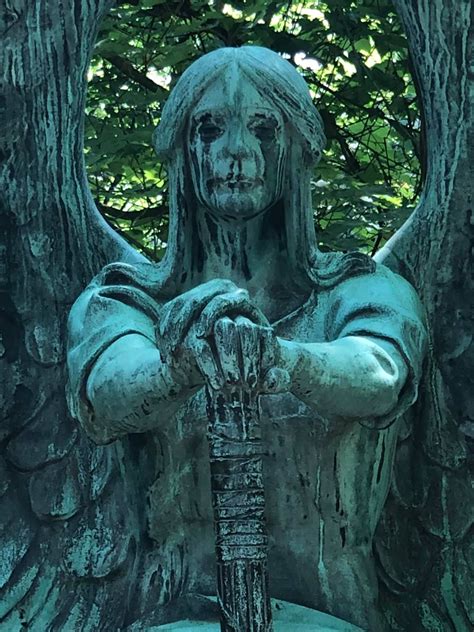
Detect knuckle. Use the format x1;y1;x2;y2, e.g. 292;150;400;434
237;288;249;298
215;316;233;335
214;278;237;291
240;316;254;329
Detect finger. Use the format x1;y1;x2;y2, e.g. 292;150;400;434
234;316;259;387
261;367;291;394
214;317;241;385
193;337;224;391
196;291;269;338
157;297;210;352
158;279;237;345
259;326;279;373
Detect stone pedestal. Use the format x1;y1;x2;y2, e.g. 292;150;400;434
152;598;364;632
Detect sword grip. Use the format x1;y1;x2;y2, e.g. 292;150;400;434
206;387;273;632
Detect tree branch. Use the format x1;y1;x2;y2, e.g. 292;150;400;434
103;54;168;98
97;201;168;221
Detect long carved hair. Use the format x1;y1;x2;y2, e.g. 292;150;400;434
100;47;374;297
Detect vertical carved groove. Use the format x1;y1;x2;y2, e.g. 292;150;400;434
206;387;273;631
376;2;472;631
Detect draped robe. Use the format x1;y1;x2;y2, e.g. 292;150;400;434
67;258;426;627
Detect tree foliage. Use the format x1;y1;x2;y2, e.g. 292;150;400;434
85;0;422;259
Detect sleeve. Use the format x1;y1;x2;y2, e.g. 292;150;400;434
66;272;161;443
325;265;428;429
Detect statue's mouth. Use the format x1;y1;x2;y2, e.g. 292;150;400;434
225;180;253;190
213;176;263;191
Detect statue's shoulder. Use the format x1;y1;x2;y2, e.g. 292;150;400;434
94;261;164;292
312;250;375;291
319;253;420;307
317;256;428;388
69;261;168;341
78;260;172;306
319;255;427;350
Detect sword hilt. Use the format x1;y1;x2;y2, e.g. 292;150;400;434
206;386;273;632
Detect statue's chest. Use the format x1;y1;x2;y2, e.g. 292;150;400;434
145;292;339;598
271;289;324;342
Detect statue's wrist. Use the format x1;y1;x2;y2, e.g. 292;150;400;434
159;361;202;399
277;338;305;385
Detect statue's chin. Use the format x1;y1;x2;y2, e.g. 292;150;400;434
205;192;271;221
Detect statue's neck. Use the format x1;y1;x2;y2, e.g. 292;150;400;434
192;205;278;284
190;205;304;321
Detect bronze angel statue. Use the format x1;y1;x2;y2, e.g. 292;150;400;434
0;2;471;631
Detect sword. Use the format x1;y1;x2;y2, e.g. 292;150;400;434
206;385;273;632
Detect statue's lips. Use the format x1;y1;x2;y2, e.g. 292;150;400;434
212;178;263;191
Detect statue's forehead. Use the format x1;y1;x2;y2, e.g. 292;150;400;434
191;66;277;115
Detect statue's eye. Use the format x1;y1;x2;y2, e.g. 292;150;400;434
198;123;223;142
250;120;278;142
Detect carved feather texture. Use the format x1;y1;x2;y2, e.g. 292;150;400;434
374;3;473;629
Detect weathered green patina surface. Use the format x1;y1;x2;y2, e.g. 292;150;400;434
67;48;427;630
1;0;471;629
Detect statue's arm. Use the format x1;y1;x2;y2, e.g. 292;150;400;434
66;278;202;445
67;276;255;444
279;335;408;422
278;267;427;428
84;333;200;443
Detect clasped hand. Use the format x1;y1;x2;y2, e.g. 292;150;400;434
157;279;290;393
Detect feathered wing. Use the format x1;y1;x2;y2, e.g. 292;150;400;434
1;2;471;631
0;2;153;630
373;1;473;630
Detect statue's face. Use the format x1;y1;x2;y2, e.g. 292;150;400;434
187;69;287;220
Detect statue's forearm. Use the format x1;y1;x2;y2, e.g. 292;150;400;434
85;333;199;442
279;335;408;420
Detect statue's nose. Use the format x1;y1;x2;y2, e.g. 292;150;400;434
222;126;251;160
